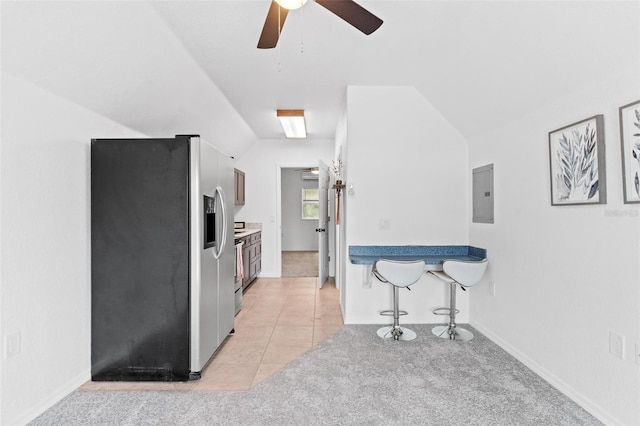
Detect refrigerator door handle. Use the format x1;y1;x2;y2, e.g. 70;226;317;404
213;185;227;260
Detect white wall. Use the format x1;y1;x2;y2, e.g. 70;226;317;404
0;73;147;425
281;169;318;251
1;1;257;160
234;140;334;277
341;86;470;324
334;104;348;310
468;65;640;425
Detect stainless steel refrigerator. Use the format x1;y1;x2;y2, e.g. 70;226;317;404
91;135;235;381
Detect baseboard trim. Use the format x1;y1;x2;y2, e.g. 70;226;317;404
257;273;279;278
470;320;621;426
9;369;90;425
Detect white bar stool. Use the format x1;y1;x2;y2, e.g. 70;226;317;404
429;259;488;341
372;259;425;341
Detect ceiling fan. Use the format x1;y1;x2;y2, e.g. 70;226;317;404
258;0;383;49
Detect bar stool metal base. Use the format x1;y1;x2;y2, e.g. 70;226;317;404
432;325;474;341
377;325;417;341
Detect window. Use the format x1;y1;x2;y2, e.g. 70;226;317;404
302;188;319;220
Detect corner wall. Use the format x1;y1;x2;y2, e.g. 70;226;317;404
468;66;640;425
0;73;147;425
342;86;470;324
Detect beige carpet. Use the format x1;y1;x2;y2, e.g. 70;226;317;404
282;251;318;277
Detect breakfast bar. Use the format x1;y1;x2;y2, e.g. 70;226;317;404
349;245;487;266
349;245;487;287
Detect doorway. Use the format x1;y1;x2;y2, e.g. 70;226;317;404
280;167;320;278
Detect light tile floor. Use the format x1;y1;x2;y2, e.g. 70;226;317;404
81;277;343;392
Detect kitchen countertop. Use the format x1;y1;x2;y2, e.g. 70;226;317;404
349;245;487;266
234;228;261;238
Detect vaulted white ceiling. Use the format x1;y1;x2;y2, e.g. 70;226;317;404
2;1;639;159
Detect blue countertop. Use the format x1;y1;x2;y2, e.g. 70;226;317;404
349;245;487;265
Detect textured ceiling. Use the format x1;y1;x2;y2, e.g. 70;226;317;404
2;1;639;158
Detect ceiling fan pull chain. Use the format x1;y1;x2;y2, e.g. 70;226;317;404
277;5;282;72
278;32;282;72
300;4;304;53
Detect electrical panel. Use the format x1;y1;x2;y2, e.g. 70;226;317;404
473;164;494;224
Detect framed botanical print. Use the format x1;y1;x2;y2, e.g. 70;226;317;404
548;115;606;206
619;100;640;204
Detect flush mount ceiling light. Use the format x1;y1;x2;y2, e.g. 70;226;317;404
275;0;307;10
277;109;307;139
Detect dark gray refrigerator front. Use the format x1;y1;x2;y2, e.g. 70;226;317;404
91;135;234;381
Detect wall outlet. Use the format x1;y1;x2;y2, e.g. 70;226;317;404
378;218;390;230
609;331;625;359
489;281;496;296
3;332;21;359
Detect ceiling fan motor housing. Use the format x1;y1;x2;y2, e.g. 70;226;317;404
275;0;307;10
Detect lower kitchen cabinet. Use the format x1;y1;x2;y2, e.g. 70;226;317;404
242;231;261;290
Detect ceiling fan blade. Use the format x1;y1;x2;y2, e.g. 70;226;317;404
257;1;289;49
315;0;383;35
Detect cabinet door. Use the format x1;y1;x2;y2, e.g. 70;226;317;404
242;242;251;286
254;256;262;275
234;168;245;205
249;259;258;279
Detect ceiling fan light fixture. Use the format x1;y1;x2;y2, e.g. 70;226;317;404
277;109;307;138
275;0;307;10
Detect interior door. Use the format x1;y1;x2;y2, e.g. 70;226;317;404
317;160;330;288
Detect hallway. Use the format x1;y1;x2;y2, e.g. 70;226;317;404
281;251;319;277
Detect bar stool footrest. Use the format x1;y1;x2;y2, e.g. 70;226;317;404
379;310;408;317
433;307;459;316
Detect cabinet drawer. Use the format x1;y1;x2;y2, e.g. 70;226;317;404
250;232;261;244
